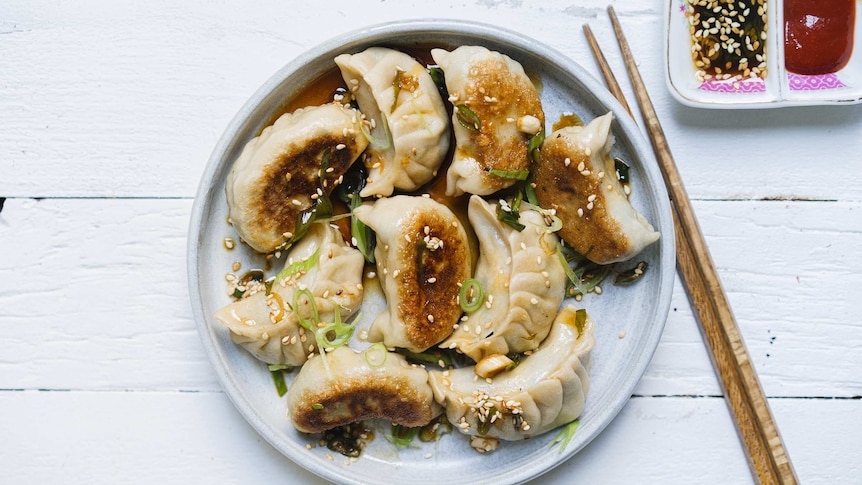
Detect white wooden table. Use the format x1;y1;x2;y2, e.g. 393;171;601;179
2;1;860;483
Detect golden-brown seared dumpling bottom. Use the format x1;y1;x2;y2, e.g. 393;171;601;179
287;346;440;433
225;103;368;253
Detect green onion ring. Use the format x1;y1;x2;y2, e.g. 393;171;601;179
459;278;485;313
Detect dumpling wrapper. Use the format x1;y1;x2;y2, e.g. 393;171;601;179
432;45;545;197
440;195;566;362
429;305;594;441
354;195;471;353
214;223;365;366
226;103;368;253
335;47;450;197
287;346;440;433
535;112;660;264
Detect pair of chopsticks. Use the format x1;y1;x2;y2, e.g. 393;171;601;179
583;7;798;485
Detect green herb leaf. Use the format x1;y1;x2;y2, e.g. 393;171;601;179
496;195;525;232
427;65;448;97
396;348;453;367
489;168;530;180
455;104;481;131
459;278;485;313
614;157;630;184
270;368;288;397
614;261;648;285
550;419;580;453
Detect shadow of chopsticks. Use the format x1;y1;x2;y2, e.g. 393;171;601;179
582;7;799;485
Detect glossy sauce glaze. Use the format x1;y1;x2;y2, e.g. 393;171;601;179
784;0;856;75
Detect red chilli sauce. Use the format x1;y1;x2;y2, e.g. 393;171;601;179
784;0;856;75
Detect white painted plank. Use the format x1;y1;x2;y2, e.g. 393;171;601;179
1;391;858;484
1;1;861;200
1;197;860;398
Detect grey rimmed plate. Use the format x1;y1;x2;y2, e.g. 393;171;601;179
188;19;675;485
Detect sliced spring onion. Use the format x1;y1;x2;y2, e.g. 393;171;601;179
459;278;485;313
360;113;394;149
528;129;545;164
549;419;580;453
391;68;403;113
292;288;319;332
269;368;288;397
489;168;530;180
231;288;246;299
614;261;648;286
574;309;587;336
316;307;354;349
524;178;539;206
477;406;496;435
455;104;481;131
557;244;588;296
521;201;563;232
387;425;419;448
504;353;522;372
557;243;613;298
418;417;452;442
267;364;293;372
312;403;324;410
351;209;376;264
364;343;388;367
273;248;320;287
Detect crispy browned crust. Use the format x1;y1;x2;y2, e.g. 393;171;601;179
292;375;434;433
463;58;544;192
248;135;362;249
535;132;630;264
396;209;470;351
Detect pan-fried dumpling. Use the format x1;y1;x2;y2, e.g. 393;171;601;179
226;103;368;253
440;196;566;362
214;223;365;365
535;112;660;264
334;47;450;197
287;345;440;433
431;46;545;197
354;195;471;353
429;305;595;441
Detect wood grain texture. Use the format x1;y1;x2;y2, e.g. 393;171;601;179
2;391;858;484
608;8;797;482
1;2;861;199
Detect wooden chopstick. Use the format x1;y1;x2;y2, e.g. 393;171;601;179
582;8;799;485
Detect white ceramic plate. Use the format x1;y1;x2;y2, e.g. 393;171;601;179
189;19;675;485
666;0;862;108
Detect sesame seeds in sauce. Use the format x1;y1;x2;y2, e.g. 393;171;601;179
687;0;768;83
